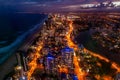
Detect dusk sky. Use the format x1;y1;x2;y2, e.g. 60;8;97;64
1;0;120;13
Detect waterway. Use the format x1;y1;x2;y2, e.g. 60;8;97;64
75;29;120;64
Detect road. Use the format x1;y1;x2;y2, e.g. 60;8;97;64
16;14;120;80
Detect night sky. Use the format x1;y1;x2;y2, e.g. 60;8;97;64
0;0;120;13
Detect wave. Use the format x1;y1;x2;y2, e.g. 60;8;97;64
0;41;8;44
0;16;48;64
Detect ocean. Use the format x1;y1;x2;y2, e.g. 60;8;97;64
0;13;47;64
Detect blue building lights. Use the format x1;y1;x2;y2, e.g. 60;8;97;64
73;75;78;80
19;76;27;80
61;46;74;53
61;73;66;79
46;52;55;60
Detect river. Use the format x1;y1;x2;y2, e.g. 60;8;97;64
75;29;120;64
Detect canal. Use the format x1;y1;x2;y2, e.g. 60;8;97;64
75;29;120;64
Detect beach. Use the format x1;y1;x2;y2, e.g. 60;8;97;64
0;14;48;79
0;52;17;80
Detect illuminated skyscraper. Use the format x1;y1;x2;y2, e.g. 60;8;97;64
61;46;74;67
45;52;55;73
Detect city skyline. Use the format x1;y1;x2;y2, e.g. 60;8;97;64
0;0;120;80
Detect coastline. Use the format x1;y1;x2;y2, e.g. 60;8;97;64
0;52;17;80
0;16;48;80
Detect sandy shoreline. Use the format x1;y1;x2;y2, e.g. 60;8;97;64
0;53;17;79
0;16;48;80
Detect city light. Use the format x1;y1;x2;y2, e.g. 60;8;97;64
67;18;120;80
27;43;43;80
66;20;86;80
6;13;120;80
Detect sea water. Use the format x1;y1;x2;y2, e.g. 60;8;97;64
0;13;47;64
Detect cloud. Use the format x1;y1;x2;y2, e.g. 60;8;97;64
20;2;38;4
1;0;120;13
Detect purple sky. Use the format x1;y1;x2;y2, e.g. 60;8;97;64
1;0;120;13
